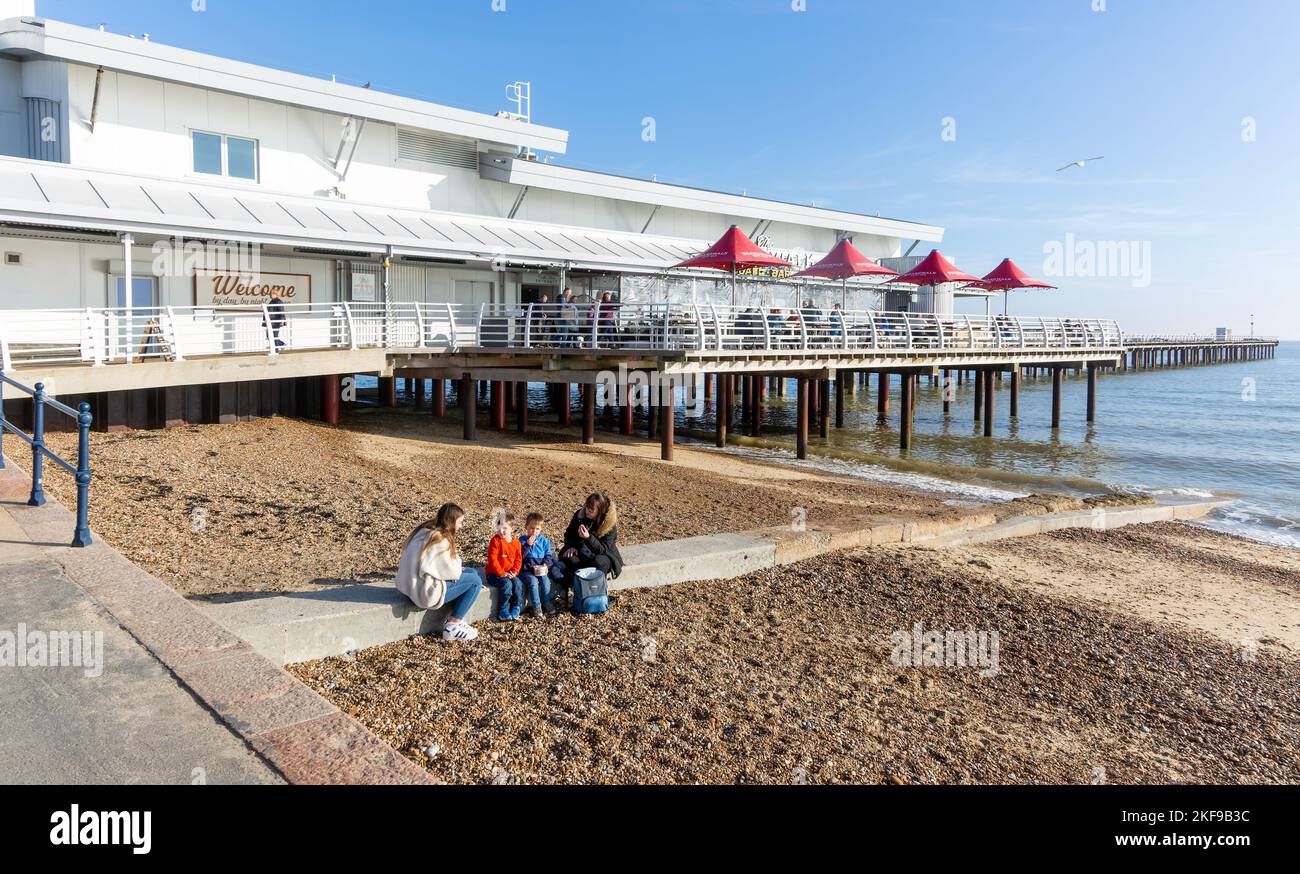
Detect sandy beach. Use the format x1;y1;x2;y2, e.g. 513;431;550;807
44;410;1300;784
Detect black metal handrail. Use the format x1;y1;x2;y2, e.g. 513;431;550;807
0;372;93;547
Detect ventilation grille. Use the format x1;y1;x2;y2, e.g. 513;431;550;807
396;128;479;169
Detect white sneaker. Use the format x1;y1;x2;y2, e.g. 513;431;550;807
442;621;479;643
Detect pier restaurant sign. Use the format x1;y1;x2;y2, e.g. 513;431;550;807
194;270;312;307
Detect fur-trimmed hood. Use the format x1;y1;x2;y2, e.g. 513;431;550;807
595;500;618;538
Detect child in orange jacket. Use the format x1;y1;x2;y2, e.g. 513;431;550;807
486;513;524;621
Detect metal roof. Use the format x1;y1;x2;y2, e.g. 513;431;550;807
0;157;716;272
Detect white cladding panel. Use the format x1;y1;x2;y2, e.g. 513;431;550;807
0;56;22;158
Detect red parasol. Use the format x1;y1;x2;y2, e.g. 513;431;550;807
964;258;1057;316
793;238;898;309
673;225;791;306
890;249;983;286
889;250;983;314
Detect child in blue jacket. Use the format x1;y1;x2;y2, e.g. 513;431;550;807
518;512;564;618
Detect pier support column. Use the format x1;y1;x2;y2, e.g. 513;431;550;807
835;375;845;429
582;384;596;446
1051;367;1063;429
899;373;913;452
412;378;425;409
559;384;572;426
433;379;447;417
461;374;476;441
716;378;729;448
660;397;675;462
620;381;634;436
942;369;952;417
877;372;889;417
379;376;397;408
796;376;809;460
490;381;506;430
1087;366;1098;424
983;370;995;438
516;382;529;435
819;379;830;439
1010;369;1020;419
320;375;340;426
974;370;984;422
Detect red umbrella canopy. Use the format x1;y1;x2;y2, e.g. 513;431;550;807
967;258;1057;290
673;225;791;271
890;249;983;286
793;239;899;281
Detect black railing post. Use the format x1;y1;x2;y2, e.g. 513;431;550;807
72;402;94;547
28;382;46;507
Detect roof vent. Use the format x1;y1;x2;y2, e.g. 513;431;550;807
397;128;479;170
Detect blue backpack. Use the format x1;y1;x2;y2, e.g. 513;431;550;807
571;568;609;615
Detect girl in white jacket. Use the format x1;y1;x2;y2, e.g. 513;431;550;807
397;503;482;642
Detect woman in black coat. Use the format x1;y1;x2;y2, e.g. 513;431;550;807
561;492;623;580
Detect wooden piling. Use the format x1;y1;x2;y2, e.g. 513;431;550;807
660;399;675;462
582;383;596;445
899;372;913;452
877;372;889;416
796;376;809;460
1010;369;1020;419
974;370;984;422
320;375;340;426
1087;366;1098;423
983;370;994;438
835;375;845;429
1051;367;1063;429
461;373;476;441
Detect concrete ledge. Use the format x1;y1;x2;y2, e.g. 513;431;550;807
204;500;1228;668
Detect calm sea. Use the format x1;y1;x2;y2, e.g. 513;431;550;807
370;341;1300;549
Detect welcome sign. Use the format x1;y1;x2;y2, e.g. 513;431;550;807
194;270;312;307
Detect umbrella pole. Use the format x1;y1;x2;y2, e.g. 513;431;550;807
731;265;737;308
1004;290;1009;317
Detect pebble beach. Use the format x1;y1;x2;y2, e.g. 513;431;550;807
44;410;1300;785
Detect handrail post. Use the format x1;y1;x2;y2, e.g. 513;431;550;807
524;303;535;349
662;303;672;350
903;313;914;349
964;315;975;349
165;307;185;361
343;302;358;350
72;402;93;547
798;310;808;350
708;303;722;351
693;303;705;351
762;306;773;350
261;303;279;355
936;314;946;349
28;382;46;507
477;303;487;348
446;303;458;351
415;302;427;348
869;312;879;348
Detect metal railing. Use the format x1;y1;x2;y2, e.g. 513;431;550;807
1124;334;1280;345
0;373;94;547
0;302;1124;367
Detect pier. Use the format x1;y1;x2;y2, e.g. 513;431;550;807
1;302;1280;467
1119;334;1279;369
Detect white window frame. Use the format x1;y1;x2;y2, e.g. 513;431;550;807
191;129;260;182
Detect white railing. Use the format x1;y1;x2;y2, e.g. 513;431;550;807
1124;334;1279;345
0;302;1125;368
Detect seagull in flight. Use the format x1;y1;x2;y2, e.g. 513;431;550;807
1058;156;1105;172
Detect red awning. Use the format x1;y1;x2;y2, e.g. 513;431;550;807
793;239;898;281
890;249;983;286
673;225;791;271
966;258;1057;290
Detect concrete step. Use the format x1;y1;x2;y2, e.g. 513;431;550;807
203;498;1228;666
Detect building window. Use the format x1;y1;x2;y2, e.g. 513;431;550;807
192;131;259;181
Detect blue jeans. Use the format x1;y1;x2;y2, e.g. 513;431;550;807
488;574;523;620
520;564;563;610
444;569;483;621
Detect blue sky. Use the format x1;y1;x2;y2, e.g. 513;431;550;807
40;0;1300;338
